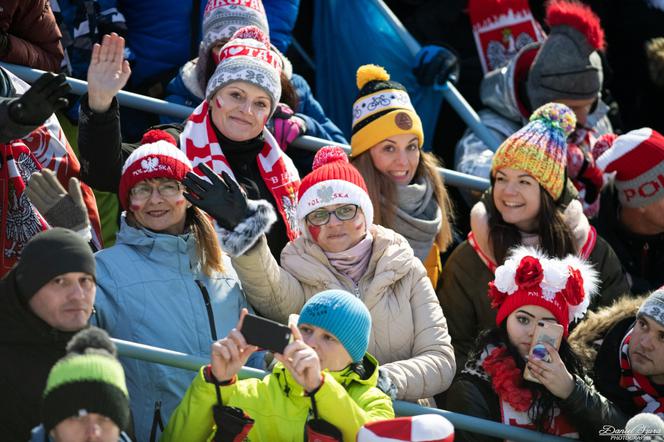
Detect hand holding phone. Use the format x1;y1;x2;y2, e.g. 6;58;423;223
523;321;564;383
240;313;293;354
210;309;258;382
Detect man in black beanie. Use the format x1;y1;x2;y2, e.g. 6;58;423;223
0;227;96;442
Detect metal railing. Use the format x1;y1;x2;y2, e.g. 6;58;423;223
0;62;491;193
112;338;571;442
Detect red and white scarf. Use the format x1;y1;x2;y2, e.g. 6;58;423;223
0;70;102;276
619;328;664;417
180;101;300;240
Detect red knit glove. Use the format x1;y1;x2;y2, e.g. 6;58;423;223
567;143;603;204
269;103;306;151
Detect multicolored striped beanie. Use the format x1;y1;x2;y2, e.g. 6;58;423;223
491;102;576;200
42;327;130;433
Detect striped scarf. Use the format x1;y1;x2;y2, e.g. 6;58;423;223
619;328;664;417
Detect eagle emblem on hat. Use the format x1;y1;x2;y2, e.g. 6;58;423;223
317;185;334;203
141;157;159;172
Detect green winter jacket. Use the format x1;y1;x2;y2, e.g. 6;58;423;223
161;354;394;442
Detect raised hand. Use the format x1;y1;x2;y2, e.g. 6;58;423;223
182;162;249;231
87;33;131;113
274;325;323;393
210;309;258;382
526;342;575;400
9;72;71;126
27;168;90;233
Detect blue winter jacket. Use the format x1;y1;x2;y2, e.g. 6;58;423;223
93;217;262;442
264;0;300;53
161;63;347;145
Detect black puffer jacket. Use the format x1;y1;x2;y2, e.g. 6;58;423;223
0;272;78;442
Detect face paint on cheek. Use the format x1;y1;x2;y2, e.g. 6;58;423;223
307;224;321;242
129;203;141;212
215;96;224;109
256;109;268;126
353;217;365;231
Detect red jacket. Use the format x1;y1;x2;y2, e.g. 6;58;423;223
0;0;63;71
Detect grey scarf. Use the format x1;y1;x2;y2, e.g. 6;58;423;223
389;177;442;261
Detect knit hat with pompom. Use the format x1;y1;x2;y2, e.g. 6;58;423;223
296;146;373;236
350;64;423;158
491;102;576;200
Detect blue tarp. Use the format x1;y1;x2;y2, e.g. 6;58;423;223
313;0;445;151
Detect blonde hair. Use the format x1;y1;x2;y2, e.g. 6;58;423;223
351;151;454;252
126;206;224;276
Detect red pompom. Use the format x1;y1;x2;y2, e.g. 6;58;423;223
312;145;348;171
515;256;544;290
563;266;585;306
140;129;177;146
230;25;270;47
547;0;605;50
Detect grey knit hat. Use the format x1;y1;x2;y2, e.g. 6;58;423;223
197;0;270;90
638;287;664;328
526;0;606;110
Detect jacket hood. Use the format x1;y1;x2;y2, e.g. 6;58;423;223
272;353;380;396
0;272;78;346
282;225;415;307
112;215;200;274
569;294;646;370
480;43;540;122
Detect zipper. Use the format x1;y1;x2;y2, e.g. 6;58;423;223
195;280;218;341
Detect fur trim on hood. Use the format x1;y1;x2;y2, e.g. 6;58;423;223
568;294;647;371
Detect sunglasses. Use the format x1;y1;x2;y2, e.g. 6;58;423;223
305;204;359;226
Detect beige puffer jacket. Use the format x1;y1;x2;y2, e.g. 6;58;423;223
231;224;456;402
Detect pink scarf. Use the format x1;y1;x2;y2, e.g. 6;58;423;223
180;101;301;240
324;232;373;284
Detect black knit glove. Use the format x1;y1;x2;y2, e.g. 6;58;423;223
183;162;250;231
9;72;71;126
26;168;90;233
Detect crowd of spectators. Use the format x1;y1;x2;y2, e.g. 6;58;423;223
1;0;663;441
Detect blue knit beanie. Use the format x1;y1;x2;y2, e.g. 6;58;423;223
298;290;371;363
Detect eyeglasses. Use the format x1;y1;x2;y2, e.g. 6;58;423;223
305;204;359;226
129;181;183;202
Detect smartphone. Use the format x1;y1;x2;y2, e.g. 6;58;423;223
240;313;292;354
523;321;564;383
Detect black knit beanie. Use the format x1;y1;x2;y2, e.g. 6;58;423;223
15;228;95;301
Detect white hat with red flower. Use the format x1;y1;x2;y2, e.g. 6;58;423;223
489;246;599;335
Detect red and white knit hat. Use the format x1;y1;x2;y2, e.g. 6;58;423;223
357;415;455;442
118;130;192;210
596;128;664;208
297;146;373;233
489;246;599;336
205;26;281;114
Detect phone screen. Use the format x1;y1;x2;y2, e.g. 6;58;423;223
240;314;292;354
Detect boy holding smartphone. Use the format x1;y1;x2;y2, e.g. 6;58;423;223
162;290;394;442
